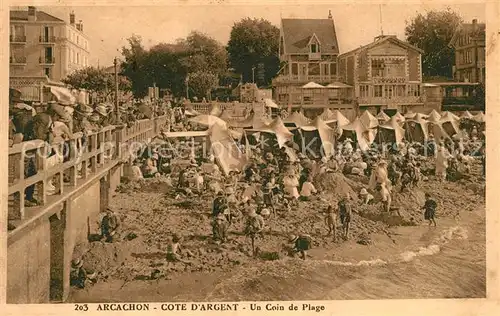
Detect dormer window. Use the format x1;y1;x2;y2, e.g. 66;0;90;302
311;44;319;53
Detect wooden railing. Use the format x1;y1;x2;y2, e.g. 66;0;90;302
7;116;168;230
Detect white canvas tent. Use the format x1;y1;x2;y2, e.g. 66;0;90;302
473;112;486;123
376;116;405;145
189;115;227;129
460;110;474;119
359;110;379;129
296;117;336;158
340;118;376;151
283;111;311;127
376;111;390;122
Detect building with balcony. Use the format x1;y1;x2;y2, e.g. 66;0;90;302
449;19;485;84
337;35;425;115
9;6;90;83
273;11;342;107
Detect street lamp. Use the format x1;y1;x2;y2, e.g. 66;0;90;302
252;66;256;84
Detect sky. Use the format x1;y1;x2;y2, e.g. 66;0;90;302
12;2;485;67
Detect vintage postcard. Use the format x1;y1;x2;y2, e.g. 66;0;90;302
1;0;499;315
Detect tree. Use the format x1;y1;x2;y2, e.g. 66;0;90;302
405;9;463;79
227;18;280;86
120;35;150;98
120;32;227;99
188;71;218;100
63;66;131;100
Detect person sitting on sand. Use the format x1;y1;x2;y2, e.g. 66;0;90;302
299;175;317;201
338;193;352;240
101;208;120;243
422;193;438;227
324;203;339;242
70;258;88;289
142;158;159;178
359;188;374;205
283;172;300;202
288;234;313;260
166;234;193;264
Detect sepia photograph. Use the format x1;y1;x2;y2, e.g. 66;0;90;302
4;0;490;306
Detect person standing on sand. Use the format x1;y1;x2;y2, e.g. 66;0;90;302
324;203;338;242
338;193;352;240
423;193;438;227
244;208;265;256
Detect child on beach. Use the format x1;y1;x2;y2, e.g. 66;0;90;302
422;193;438;227
324;203;338;242
166;234;193;265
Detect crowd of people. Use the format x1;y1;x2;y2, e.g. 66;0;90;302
115;105;485;267
10;88;485;286
8;88;178;208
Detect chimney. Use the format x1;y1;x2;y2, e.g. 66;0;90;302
27;6;36;22
328;10;332;19
79;20;83;32
70;11;75;25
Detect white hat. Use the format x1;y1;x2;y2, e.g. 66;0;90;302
261;208;270;216
360;188;368;195
95;105;108;116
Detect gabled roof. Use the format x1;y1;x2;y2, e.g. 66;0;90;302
449;22;486;47
10;10;65;22
281;18;339;55
339;35;423;58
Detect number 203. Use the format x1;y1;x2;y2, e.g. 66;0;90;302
75;304;89;311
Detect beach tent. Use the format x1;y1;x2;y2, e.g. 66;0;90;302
320;109;350;129
295;117;336;158
393;112;406;123
340;118;376;152
440;115;460;137
473;112;486;123
460;110;475;120
441;111;460;121
360;110;379;129
228;112;255;128
209;123;247;175
376;111;390;122
283;111;311;127
427;109;442;123
209;103;223;117
428;121;450;141
189;114;227;129
376;116;405;145
219;108;233;121
247;116;294;148
404;115;429;143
